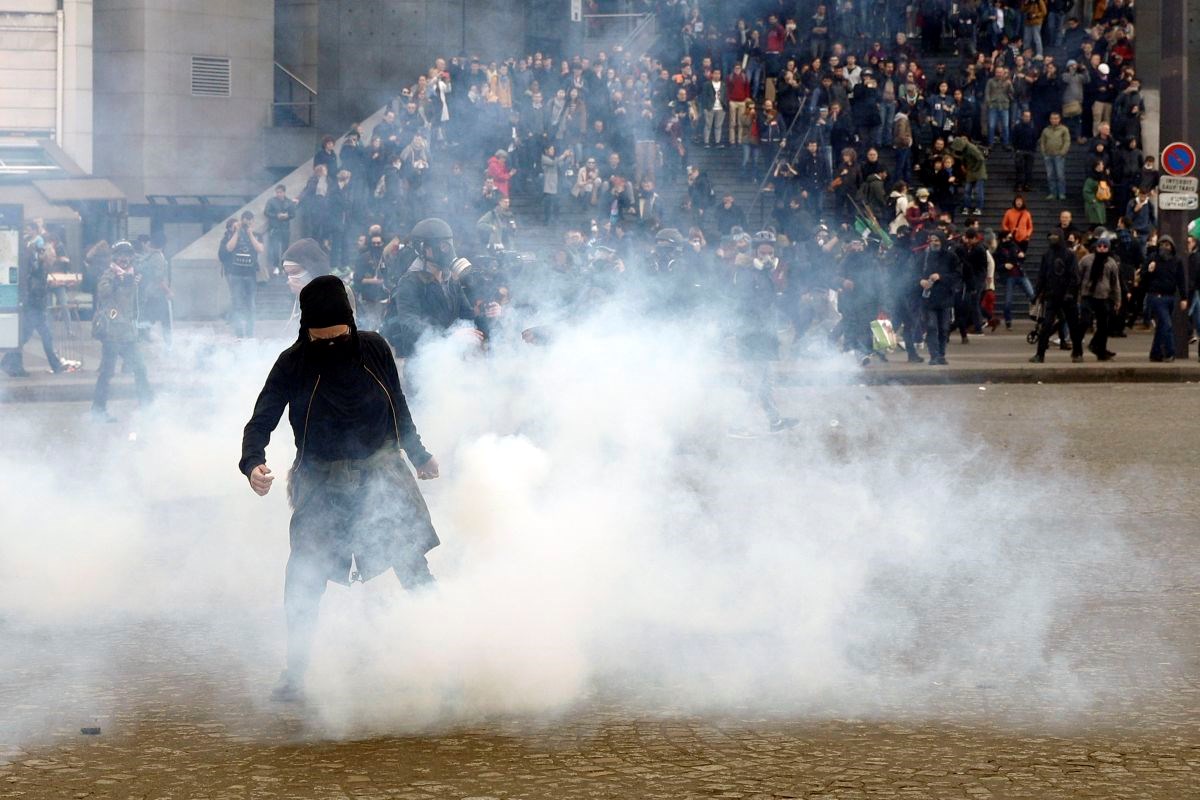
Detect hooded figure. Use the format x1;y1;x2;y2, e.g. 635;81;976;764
240;274;440;702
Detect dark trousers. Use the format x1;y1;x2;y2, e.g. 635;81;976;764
1148;293;1177;359
284;449;438;678
894;291;924;357
955;289;984;335
1036;297;1083;357
2;309;62;373
226;274;257;338
924;306;952;360
542;191;560;224
92;339;152;412
1086;297;1112;357
1014;151;1035;188
268;228;290;270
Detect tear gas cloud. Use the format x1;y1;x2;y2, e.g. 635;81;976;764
0;307;1139;740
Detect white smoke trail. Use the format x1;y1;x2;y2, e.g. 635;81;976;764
0;314;1136;743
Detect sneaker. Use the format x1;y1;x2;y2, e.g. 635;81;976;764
1097;352;1116;361
960;333;969;344
987;318;1000;331
1059;342;1072;351
907;354;925;363
972;208;983;217
1191;336;1198;345
1005;321;1013;330
90;410;118;423
1071;354;1084;363
53;359;82;374
1029;354;1044;363
860;354;872;367
269;670;305;703
934;356;949;365
1164;356;1176;363
769;417;800;434
1044;194;1057;201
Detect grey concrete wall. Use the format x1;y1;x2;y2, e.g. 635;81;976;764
0;2;58;133
315;0;527;135
94;0;275;201
275;0;317;88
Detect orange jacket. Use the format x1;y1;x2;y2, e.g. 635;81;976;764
1002;207;1033;242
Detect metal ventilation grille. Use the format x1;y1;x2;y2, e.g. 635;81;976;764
191;56;231;97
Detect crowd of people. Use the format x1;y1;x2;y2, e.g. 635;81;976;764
5;1;1200;399
210;0;1194;367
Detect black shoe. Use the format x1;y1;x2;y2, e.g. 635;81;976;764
1005;321;1013;330
1164;356;1175;363
769;417;799;434
269;670;305;703
907;354;925;363
1097;352;1116;361
960;333;969;344
1029;354;1044;363
1071;354;1084;363
1149;355;1164;362
1058;342;1071;350
860;354;872;367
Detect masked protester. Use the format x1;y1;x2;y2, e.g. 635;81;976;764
1142;234;1188;361
730;231;798;434
91;240;153;421
240;275;440;703
1078;230;1122;360
918;231;962;366
1030;231;1084;363
383;218;500;359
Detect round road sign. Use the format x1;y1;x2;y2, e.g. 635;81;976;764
1161;142;1196;177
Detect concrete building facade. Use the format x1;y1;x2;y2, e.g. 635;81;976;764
0;0;93;172
92;0;275;201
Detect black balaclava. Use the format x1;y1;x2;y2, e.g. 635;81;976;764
298;276;358;364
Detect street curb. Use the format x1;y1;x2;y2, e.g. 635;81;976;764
776;364;1200;386
4;363;1199;404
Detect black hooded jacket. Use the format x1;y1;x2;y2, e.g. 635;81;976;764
239;330;431;477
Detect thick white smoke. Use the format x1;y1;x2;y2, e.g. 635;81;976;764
0;311;1134;742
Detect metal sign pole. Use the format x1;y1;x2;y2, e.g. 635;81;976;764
1160;0;1191;358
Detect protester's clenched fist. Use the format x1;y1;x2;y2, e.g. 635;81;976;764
249;464;275;496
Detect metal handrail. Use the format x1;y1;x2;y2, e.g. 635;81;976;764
618;11;656;55
274;62;316;97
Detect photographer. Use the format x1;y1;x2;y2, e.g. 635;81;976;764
475;196;518;251
91;241;153;421
222;210;264;338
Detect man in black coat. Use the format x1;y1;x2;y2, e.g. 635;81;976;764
955;229;989;343
919;230;962;365
240;275;440;702
1031;231;1084;362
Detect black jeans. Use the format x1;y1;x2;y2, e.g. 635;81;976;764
924;306;952;360
1036;297;1083;358
1013;151;1035;187
92;339;153;412
1086;297;1112;356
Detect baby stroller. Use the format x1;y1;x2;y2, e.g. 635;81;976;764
1025;299;1046;345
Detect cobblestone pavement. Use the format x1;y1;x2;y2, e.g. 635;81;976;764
2;385;1198;799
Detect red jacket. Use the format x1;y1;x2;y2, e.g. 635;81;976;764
727;72;751;102
487;156;513;197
